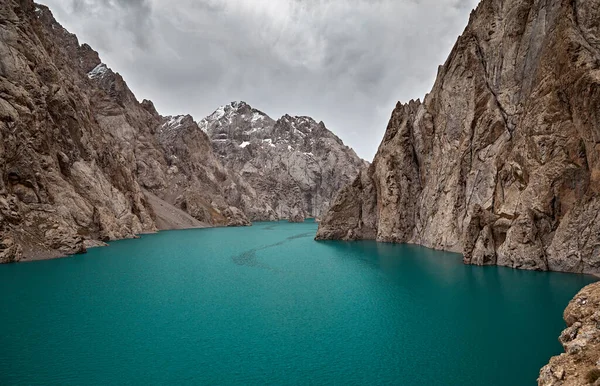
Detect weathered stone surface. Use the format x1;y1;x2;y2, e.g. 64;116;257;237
288;207;306;223
151;114;252;227
317;0;600;275
316;166;377;240
0;0;253;261
200;102;367;221
0;1;157;261
539;282;600;386
0;0;363;261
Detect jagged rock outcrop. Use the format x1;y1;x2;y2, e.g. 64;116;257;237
0;0;250;262
317;0;600;274
150;114;251;227
86;65;251;228
0;0;365;262
539;282;600;386
288;207;306;223
200;101;367;221
0;1;153;262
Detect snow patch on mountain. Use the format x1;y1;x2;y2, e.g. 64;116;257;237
87;63;109;80
263;138;275;148
165;115;185;130
251;112;264;123
210;105;226;121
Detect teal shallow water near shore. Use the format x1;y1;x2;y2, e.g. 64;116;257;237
0;220;595;385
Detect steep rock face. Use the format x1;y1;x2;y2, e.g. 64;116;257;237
150;114;251;227
84;64;251;228
0;1;154;261
200;101;367;221
539;282;600;386
317;0;600;274
0;1;249;262
83;53;251;229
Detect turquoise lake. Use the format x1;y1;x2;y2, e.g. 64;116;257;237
0;220;595;385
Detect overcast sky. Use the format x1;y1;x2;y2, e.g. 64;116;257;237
42;0;479;160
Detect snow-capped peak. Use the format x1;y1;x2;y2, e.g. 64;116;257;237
208;105;226;121
199;102;242;130
230;101;247;109
199;101;272;135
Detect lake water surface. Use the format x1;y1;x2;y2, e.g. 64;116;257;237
0;220;595;385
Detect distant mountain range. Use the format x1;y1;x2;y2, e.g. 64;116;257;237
0;1;364;262
199;101;367;221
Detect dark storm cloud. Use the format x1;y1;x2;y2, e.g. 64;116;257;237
42;0;480;160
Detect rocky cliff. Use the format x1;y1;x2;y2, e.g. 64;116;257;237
539;282;600;386
0;0;364;263
85;63;251;230
317;0;600;275
0;0;252;262
200;101;367;221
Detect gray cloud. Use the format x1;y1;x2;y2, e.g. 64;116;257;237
42;0;480;160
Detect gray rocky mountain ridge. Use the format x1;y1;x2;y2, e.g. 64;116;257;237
0;0;364;262
198;101;368;221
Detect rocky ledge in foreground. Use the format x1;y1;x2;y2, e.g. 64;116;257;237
539;282;600;386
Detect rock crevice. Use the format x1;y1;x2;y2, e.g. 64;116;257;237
0;0;364;262
200;101;367;222
317;0;600;275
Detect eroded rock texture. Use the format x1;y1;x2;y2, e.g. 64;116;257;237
0;2;151;261
317;0;600;274
200;101;367;221
539;282;600;386
0;0;364;262
0;1;251;262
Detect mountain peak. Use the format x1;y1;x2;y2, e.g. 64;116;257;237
198;101;272;134
230;101;249;109
200;103;365;219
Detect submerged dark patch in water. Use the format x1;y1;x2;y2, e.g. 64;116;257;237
0;222;595;386
286;232;313;240
232;232;313;268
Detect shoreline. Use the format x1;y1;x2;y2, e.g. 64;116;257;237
14;226;209;264
11;225;600;281
11;217;316;264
